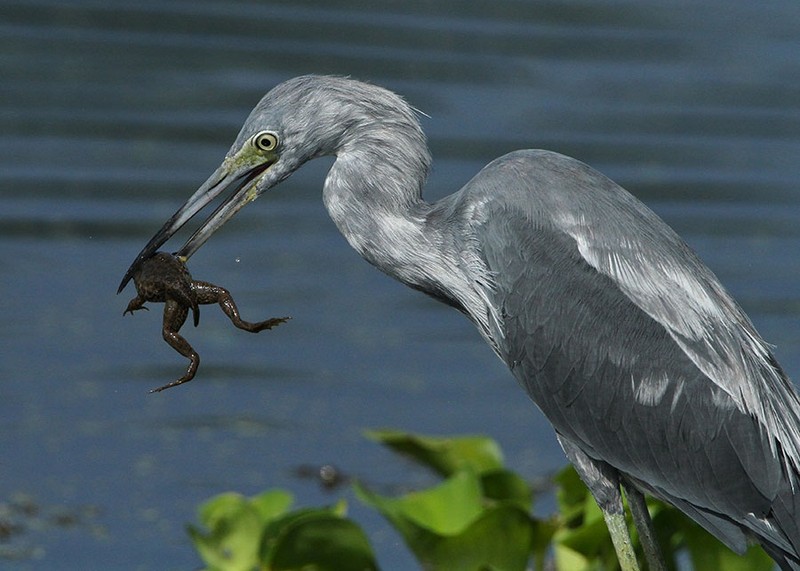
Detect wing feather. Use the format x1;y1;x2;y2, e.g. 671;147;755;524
454;149;800;551
468;149;800;475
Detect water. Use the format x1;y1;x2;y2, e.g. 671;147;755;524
2;1;800;568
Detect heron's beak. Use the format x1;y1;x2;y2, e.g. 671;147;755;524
117;153;275;294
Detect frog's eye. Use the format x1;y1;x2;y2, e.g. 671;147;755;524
252;131;279;152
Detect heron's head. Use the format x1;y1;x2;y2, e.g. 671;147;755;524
118;75;424;293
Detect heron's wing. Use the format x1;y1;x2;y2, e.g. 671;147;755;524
466;150;800;472
552;160;800;475
457;150;800;552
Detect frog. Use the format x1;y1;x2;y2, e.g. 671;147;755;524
123;252;289;392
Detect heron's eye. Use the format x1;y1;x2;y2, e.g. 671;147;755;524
252;131;279;152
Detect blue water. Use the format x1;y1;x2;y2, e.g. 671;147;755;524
2;1;800;568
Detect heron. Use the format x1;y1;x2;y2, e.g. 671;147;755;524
119;75;800;570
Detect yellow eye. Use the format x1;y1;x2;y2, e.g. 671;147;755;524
252;131;279;152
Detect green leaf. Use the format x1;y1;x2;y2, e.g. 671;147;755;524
357;467;540;571
530;517;559;571
183;431;785;571
553;466;590;519
366;429;504;476
553;504;611;559
188;492;265;571
419;505;535;571
356;470;485;536
360;489;535;571
250;489;294;522
261;503;346;559
551;468;627;571
265;513;379;571
480;469;534;511
553;542;592;571
681;518;773;571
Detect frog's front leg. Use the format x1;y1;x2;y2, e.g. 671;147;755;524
150;300;199;393
123;295;149;316
193;281;290;333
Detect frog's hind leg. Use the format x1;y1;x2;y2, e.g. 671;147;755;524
193;281;290;333
151;300;200;393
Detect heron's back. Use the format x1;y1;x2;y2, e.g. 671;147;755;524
445;149;800;564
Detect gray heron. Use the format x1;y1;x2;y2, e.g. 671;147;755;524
119;75;800;570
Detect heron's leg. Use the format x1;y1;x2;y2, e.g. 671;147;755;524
193;281;290;332
557;435;641;571
623;481;667;571
603;510;640;571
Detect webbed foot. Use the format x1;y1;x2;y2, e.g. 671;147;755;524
245;316;292;333
149;353;199;393
123;299;149;316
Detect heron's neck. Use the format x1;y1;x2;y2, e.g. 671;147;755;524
322;146;501;350
322;147;438;289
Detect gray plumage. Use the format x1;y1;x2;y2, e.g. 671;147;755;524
119;75;800;569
